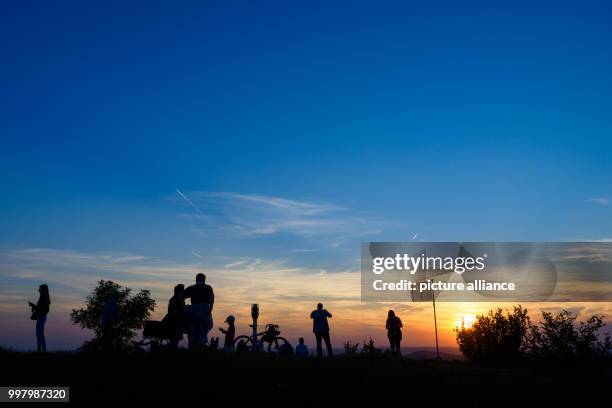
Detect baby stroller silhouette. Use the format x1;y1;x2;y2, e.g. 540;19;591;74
141;320;173;350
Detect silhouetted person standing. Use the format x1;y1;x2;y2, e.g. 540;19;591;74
100;295;118;350
310;303;333;357
183;273;214;348
386;310;403;355
28;284;50;352
167;284;185;349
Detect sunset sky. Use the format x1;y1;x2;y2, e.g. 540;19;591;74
1;1;612;351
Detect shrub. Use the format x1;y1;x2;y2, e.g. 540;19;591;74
361;338;382;355
343;341;359;355
70;280;155;351
526;310;611;360
455;306;530;363
456;306;611;363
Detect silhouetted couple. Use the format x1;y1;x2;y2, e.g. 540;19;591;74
311;302;333;357
29;284;50;353
167;273;214;349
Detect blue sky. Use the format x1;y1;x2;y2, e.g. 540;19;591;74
1;0;611;270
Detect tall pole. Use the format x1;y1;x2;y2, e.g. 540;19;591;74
251;304;259;351
432;293;439;359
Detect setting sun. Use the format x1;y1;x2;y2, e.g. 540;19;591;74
456;315;476;328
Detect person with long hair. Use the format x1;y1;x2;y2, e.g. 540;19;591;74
28;284;50;352
386;310;403;355
167;284;185;349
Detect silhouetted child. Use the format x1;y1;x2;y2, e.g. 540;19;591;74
295;337;309;357
219;315;235;352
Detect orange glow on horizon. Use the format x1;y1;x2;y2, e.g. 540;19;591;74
2;252;611;351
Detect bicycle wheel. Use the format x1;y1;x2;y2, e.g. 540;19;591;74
267;336;289;353
233;335;253;352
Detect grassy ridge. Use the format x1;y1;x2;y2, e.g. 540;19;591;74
0;349;609;406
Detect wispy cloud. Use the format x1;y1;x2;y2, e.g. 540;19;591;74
586;197;611;206
173;191;387;239
290;248;321;253
223;259;250;269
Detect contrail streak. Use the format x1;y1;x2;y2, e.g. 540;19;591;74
176;188;202;214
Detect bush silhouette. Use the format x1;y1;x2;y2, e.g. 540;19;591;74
456;306;611;363
455;305;530;363
70;280;155;351
361;338;382;355
343;341;359;355
526;310;611;360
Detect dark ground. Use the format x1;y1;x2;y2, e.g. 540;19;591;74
0;349;609;407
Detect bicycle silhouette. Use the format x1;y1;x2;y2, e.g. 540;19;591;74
233;323;289;352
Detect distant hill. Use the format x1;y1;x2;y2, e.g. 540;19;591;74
331;346;463;360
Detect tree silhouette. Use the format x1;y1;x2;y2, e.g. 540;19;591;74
456;306;611;363
526;310;611;360
455;305;530;363
71;280;155;351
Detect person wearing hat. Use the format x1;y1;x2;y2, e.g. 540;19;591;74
219;315;236;352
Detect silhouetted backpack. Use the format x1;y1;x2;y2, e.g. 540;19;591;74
30;305;38;320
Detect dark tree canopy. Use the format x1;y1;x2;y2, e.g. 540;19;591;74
455;305;530;363
526;310;611;360
456;306;611;363
70;280;155;351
